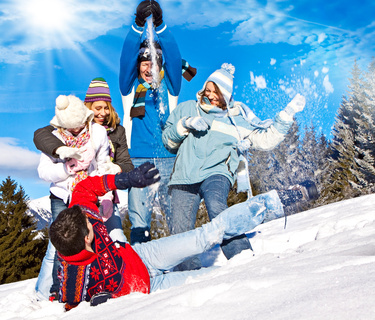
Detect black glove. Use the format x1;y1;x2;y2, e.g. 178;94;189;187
135;0;152;27
90;292;113;307
151;0;163;27
114;162;160;189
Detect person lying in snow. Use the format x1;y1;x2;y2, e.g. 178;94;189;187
49;162;317;311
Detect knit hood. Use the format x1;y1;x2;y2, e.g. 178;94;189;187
197;63;235;108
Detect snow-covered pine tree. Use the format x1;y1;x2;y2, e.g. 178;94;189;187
267;121;304;191
0;177;47;284
320;61;367;203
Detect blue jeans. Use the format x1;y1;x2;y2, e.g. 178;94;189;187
35;197;68;300
128;157;175;244
133;189;284;292
169;175;252;271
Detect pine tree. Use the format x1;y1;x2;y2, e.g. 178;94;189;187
320;61;367;203
0;177;47;284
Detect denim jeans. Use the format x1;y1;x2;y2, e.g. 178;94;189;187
35;197;68;300
133;189;284;292
128;157;175;244
168;174;252;271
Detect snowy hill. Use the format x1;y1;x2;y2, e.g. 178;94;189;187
2;194;375;320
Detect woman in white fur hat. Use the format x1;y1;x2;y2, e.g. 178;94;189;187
35;94;111;302
162;63;310;271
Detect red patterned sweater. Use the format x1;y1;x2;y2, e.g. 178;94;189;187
57;175;150;311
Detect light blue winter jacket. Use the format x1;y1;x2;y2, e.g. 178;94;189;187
162;98;294;186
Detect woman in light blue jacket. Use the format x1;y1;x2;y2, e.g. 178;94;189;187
162;63;306;270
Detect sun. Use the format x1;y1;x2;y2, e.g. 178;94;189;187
23;0;71;32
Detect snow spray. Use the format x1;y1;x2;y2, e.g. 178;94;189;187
145;16;166;115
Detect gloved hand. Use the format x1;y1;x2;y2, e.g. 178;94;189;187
151;0;163;27
236;139;251;154
102;156;122;175
182;116;211;131
284;93;306;116
64;145;95;173
115;162;160;189
135;0;152;27
55;146;82;160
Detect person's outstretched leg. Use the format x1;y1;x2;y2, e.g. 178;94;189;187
201;175;252;260
133;190;283;276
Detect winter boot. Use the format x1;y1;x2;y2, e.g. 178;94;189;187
277;180;319;207
130;227;151;245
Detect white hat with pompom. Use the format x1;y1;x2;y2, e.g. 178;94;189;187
50;95;94;129
200;63;235;107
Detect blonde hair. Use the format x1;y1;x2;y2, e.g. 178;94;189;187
84;101;120;129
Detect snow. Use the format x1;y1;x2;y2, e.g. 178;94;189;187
2;194;375;320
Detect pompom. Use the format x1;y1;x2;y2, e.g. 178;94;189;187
221;63;235;75
55;95;69;110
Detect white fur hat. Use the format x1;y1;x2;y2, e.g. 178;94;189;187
50;95;94;129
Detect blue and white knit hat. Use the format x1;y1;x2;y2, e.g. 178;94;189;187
200;63;235;107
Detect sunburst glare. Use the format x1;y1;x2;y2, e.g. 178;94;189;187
23;0;71;32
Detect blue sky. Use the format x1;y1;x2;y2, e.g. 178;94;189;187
1;0;374;200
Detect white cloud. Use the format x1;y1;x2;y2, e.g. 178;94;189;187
318;33;327;43
0;138;40;178
323;75;334;94
314;70;319;77
322;66;329;73
270;58;276;65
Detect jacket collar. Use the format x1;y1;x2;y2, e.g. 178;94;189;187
59;249;97;266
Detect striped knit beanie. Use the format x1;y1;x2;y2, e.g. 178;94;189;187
84;77;112;103
201;63;235;107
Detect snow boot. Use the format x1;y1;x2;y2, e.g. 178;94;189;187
130;227;151;245
277;180;319;207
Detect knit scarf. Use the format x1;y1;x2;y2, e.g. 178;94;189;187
60;128;91;192
130;59;197;118
130;70;165;118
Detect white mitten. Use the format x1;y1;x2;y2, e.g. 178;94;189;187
284;94;306;116
102;156;122;175
182;116;211;131
236;139;251;154
56;146;82;160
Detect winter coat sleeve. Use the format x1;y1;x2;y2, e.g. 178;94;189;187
37;153;70;183
90;124;110;176
162;101;192;154
119;23;142;96
69;175;117;210
33;125;65;158
110;125;134;173
156;22;182;97
239;109;294;151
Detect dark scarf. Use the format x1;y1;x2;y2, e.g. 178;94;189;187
130;59;197;118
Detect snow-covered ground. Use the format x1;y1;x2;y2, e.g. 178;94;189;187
2;194;375;320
